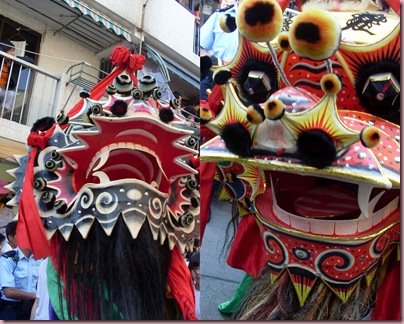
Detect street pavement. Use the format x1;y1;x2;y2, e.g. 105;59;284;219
200;197;245;320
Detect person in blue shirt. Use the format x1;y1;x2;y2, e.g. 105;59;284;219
0;221;42;320
200;1;239;65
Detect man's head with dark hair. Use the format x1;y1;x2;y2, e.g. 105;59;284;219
0;232;5;251
182;105;197;119
189;96;200;107
172;91;182;100
189;252;200;270
6;220;17;248
172;91;183;107
193;238;201;253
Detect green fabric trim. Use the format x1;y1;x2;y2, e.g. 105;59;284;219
46;260;123;319
47;259;78;320
102;281;124;319
218;273;254;314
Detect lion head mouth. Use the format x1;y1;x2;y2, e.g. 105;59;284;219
256;171;399;238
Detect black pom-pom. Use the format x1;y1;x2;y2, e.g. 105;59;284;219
110;100;128;117
159;108;174;123
31;117;56;133
221;123;252;157
213;69;232;85
296;129;336;169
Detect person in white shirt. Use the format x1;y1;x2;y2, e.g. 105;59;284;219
30;257;50;320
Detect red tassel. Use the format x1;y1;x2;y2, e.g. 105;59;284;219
17;124;57;259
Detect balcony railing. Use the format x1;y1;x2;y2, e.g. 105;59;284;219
63;61;109;111
0;50;62;127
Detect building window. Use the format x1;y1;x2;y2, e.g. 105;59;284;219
0;15;40;63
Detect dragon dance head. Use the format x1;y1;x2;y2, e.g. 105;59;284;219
6;46;199;320
201;0;399;320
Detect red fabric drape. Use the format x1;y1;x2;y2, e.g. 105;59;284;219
17;124;57;259
199;162;216;244
371;260;401;320
167;245;198;320
226;214;267;278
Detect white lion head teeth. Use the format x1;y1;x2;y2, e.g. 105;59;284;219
269;174;398;236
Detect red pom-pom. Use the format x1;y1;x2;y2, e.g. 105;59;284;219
111;100;128;117
110;46;130;66
128;54;146;71
159;108;174;123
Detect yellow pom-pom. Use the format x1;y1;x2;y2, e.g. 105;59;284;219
277;32;291;51
199;107;213;124
289;9;341;60
360;126;381;148
320;73;341;95
263;99;284;120
246;104;265;124
236;0;283;42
